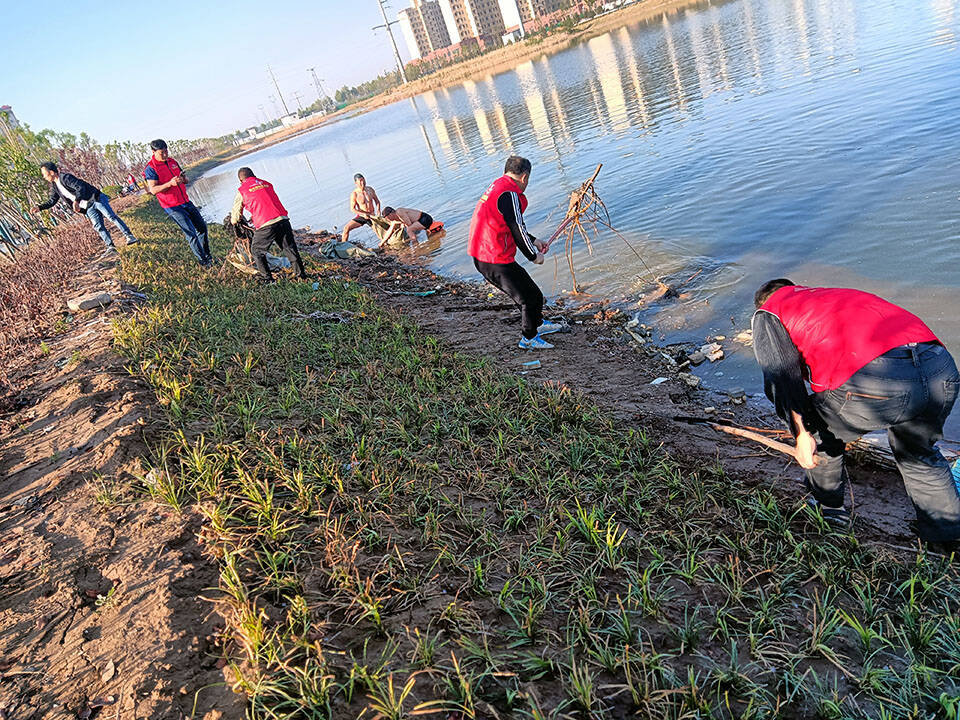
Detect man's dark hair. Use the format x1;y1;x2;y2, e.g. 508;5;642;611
40;161;58;173
354;173;364;181
754;278;795;308
150;139;168;151
382;206;395;217
238;167;254;180
504;155;532;176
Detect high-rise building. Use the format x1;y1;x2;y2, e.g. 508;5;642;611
438;0;506;47
399;0;452;60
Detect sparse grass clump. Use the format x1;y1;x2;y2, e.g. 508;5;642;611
115;199;960;719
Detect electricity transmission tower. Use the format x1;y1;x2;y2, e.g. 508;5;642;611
267;65;291;115
372;0;408;84
308;67;329;105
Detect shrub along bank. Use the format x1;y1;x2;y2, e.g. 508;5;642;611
114;199;960;719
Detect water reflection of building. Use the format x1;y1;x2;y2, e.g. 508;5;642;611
482;76;514;150
408;98;442;175
463;80;497;154
587;34;630;131
537;57;572;145
931;0;957;47
515;61;555;148
615;27;651;128
662;17;689;111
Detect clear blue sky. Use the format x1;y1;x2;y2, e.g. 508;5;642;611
1;0;414;143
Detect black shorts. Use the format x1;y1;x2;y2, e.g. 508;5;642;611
351;215;372;226
417;212;433;228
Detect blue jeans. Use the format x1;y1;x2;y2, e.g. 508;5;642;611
85;193;136;248
810;342;960;541
163;201;212;265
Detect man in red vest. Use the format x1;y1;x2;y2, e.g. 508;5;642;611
230;167;307;283
144;139;213;266
752;278;960;548
468;156;562;350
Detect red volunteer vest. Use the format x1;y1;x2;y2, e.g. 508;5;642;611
145;156;189;208
468;175;528;264
237;176;287;229
760;286;940;391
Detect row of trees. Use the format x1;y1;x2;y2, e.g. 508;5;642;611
0;114;233;261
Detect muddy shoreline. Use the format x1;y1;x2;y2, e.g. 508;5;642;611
298;230;925;549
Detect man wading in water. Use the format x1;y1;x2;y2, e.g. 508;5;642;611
341;173;380;243
752;279;960;552
381;206;436;244
468;156;563;350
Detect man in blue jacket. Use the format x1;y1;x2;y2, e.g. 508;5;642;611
32;162;137;252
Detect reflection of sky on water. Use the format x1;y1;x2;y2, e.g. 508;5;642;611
192;0;960;409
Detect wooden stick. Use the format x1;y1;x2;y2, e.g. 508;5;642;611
674;416;798;459
709;423;799;460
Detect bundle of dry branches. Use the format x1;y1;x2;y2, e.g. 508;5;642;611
545;163;668;296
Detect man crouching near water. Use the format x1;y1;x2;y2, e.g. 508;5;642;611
468;156;562;350
230;167;307;284
752;278;960;551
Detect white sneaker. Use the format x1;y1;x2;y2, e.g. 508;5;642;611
518;334;554;350
538;320;564;335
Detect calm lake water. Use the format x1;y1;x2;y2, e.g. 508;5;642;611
193;0;960;404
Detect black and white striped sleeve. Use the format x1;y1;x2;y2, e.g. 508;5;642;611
497;191;538;262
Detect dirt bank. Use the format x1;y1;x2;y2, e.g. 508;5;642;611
299;233;923;549
0;252;242;718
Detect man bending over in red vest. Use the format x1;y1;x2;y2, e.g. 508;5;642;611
230;167;307;284
752;278;960;550
468;156;563;350
144;139;213;266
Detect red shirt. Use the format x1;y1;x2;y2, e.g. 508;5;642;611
144;156;189;208
759;285;940;391
237;176;288;229
468;175;528;264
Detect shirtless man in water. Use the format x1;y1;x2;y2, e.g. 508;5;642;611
381;206;435;243
341;173;381;242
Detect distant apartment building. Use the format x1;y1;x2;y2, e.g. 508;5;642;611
498;0;571;38
439;0;507;48
399;0;452;60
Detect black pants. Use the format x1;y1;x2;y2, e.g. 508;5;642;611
809;343;960;541
252;219;306;280
474;258;543;339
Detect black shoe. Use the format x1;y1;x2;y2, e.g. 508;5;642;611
805;497;852;527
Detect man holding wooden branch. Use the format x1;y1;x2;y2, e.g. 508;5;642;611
468;156;562;350
752;278;960;549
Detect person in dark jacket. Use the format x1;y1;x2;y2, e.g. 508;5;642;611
752;278;960;549
32;162;138;251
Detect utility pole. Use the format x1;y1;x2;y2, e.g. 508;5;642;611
267;65;291;115
308;67;329;104
292;91;304;112
372;0;408;84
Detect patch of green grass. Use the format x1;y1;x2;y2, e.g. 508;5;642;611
114;199;960;719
